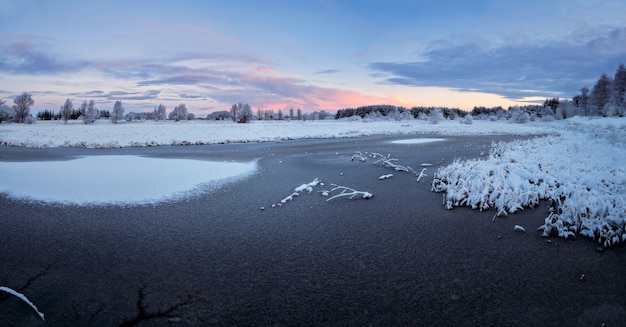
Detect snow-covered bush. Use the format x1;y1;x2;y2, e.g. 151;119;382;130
428;109;444;124
432;132;626;247
460;114;473;125
508;108;530;124
24;115;36;124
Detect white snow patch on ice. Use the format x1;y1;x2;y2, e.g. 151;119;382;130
391;138;446;144
0;156;256;205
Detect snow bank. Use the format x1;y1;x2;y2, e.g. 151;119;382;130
432;117;626;247
0;119;548;148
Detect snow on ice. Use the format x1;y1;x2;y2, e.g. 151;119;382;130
0;156;256;205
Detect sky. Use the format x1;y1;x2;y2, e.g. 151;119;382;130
1;0;625;115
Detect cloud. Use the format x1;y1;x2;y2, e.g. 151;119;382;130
314;69;340;75
70;89;161;101
0;42;87;74
368;27;626;100
179;93;204;99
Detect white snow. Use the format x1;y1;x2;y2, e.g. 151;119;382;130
1;117;625;247
0;119;547;148
0;155;256;205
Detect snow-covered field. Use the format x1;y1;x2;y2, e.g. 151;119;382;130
1;117;625;247
0;118;547;148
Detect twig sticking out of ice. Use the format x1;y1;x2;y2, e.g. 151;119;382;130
416;168;428;182
379;174;393;180
0;286;45;321
326;185;373;201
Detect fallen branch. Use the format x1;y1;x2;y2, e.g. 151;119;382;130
0;286;45;321
325;184;373;201
273;178;322;207
370;152;416;174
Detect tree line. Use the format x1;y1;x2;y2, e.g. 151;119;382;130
3;64;624;125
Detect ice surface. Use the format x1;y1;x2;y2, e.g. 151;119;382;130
0;156;257;205
390;138;446;144
1;117;625;246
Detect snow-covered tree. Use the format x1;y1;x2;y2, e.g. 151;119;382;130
12;92;34;123
0;100;12;123
230;103;240;122
239;103;253;123
82;99;99;124
229;102;253;123
169;103;188;122
60;98;73;124
111;100;124;124
609;63;626;116
572;87;590;116
591;73;612;116
153;104;167;121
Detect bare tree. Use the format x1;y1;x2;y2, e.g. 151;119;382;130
60;98;73;124
13;92;34;123
111;100;124;124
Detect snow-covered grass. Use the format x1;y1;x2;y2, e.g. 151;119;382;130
432;117;626;247
1;116;625;247
0;118;548;148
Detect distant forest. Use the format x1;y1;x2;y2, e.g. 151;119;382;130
336;63;626;121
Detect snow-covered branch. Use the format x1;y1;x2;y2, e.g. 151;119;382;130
325;184;373;201
370;152;416;174
416;168;428;182
272;178;322;207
